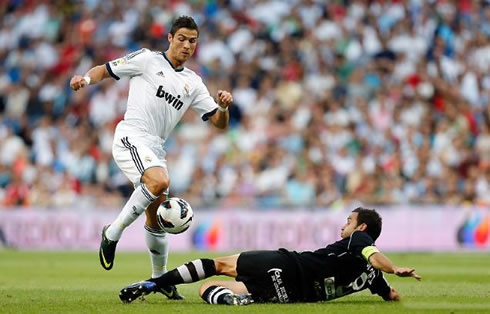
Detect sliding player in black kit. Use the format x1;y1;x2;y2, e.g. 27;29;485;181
119;207;421;305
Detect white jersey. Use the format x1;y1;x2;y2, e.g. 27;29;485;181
105;48;219;143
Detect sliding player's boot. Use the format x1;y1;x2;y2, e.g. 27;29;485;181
223;293;254;306
119;281;157;303
156;284;184;300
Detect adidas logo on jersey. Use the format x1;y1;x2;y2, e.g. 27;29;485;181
156;71;165;77
156;86;184;110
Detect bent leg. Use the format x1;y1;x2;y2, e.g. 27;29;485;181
144;195;169;278
199;280;248;296
144;193;167;229
105;166;166;243
141;166;170;197
142;167;170;279
199;281;253;305
199;255;254;305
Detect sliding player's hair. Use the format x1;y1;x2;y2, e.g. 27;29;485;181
170;16;199;37
352;207;382;241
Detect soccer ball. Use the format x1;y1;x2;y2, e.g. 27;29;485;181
156;197;194;234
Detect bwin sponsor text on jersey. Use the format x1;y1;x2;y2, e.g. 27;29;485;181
156;86;184;110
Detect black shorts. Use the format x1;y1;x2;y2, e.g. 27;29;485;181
236;250;303;303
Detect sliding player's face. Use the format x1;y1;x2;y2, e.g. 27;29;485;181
340;212;362;239
168;28;198;64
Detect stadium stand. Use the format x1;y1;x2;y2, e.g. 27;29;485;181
0;0;489;209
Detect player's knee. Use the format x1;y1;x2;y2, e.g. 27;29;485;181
142;169;170;195
214;258;232;275
213;255;239;276
199;282;212;297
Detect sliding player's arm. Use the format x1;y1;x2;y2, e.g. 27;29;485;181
368;271;401;301
362;245;421;301
368;251;422;280
70;65;110;91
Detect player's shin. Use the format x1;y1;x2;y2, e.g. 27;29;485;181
150;258;216;286
144;226;169;278
106;184;159;241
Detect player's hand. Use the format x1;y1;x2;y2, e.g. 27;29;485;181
383;287;401;301
217;90;233;109
70;75;89;91
394;267;422;280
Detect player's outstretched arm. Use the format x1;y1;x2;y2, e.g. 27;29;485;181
70;64;110;91
383;287;401;301
209;90;232;129
369;252;422;280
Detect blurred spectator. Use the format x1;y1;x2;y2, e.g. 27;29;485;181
0;0;489;210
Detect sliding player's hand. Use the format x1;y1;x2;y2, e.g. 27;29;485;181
70;75;88;91
383;287;401;301
217;90;233;109
394;267;422;280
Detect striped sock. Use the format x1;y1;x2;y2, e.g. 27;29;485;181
201;286;234;304
151;259;216;287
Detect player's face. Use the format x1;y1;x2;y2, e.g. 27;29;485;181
340;212;363;239
168;28;198;65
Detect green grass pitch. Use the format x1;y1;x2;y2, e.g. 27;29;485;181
0;251;489;313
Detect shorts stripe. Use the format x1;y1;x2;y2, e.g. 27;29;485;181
120;137;140;172
121;137;144;174
122;137;144;174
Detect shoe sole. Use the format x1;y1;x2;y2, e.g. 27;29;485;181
119;285;148;303
229;294;254;306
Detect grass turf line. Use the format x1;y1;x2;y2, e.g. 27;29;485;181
0;251;489;313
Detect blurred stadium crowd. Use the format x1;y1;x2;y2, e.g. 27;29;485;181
0;0;489;209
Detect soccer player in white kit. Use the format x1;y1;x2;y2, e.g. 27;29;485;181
70;16;233;299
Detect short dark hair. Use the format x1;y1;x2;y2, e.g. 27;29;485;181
352;207;382;241
170;16;199;36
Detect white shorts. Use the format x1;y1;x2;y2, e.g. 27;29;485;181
112;133;168;188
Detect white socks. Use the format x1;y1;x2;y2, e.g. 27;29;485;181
106;184;158;241
104;182;168;278
145;226;169;278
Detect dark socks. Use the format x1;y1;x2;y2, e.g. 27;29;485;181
150;258;216;287
201;285;234;304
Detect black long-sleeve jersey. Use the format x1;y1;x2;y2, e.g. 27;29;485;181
279;231;391;302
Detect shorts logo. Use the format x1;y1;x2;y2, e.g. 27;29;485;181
267;268;289;303
145;156;152;163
